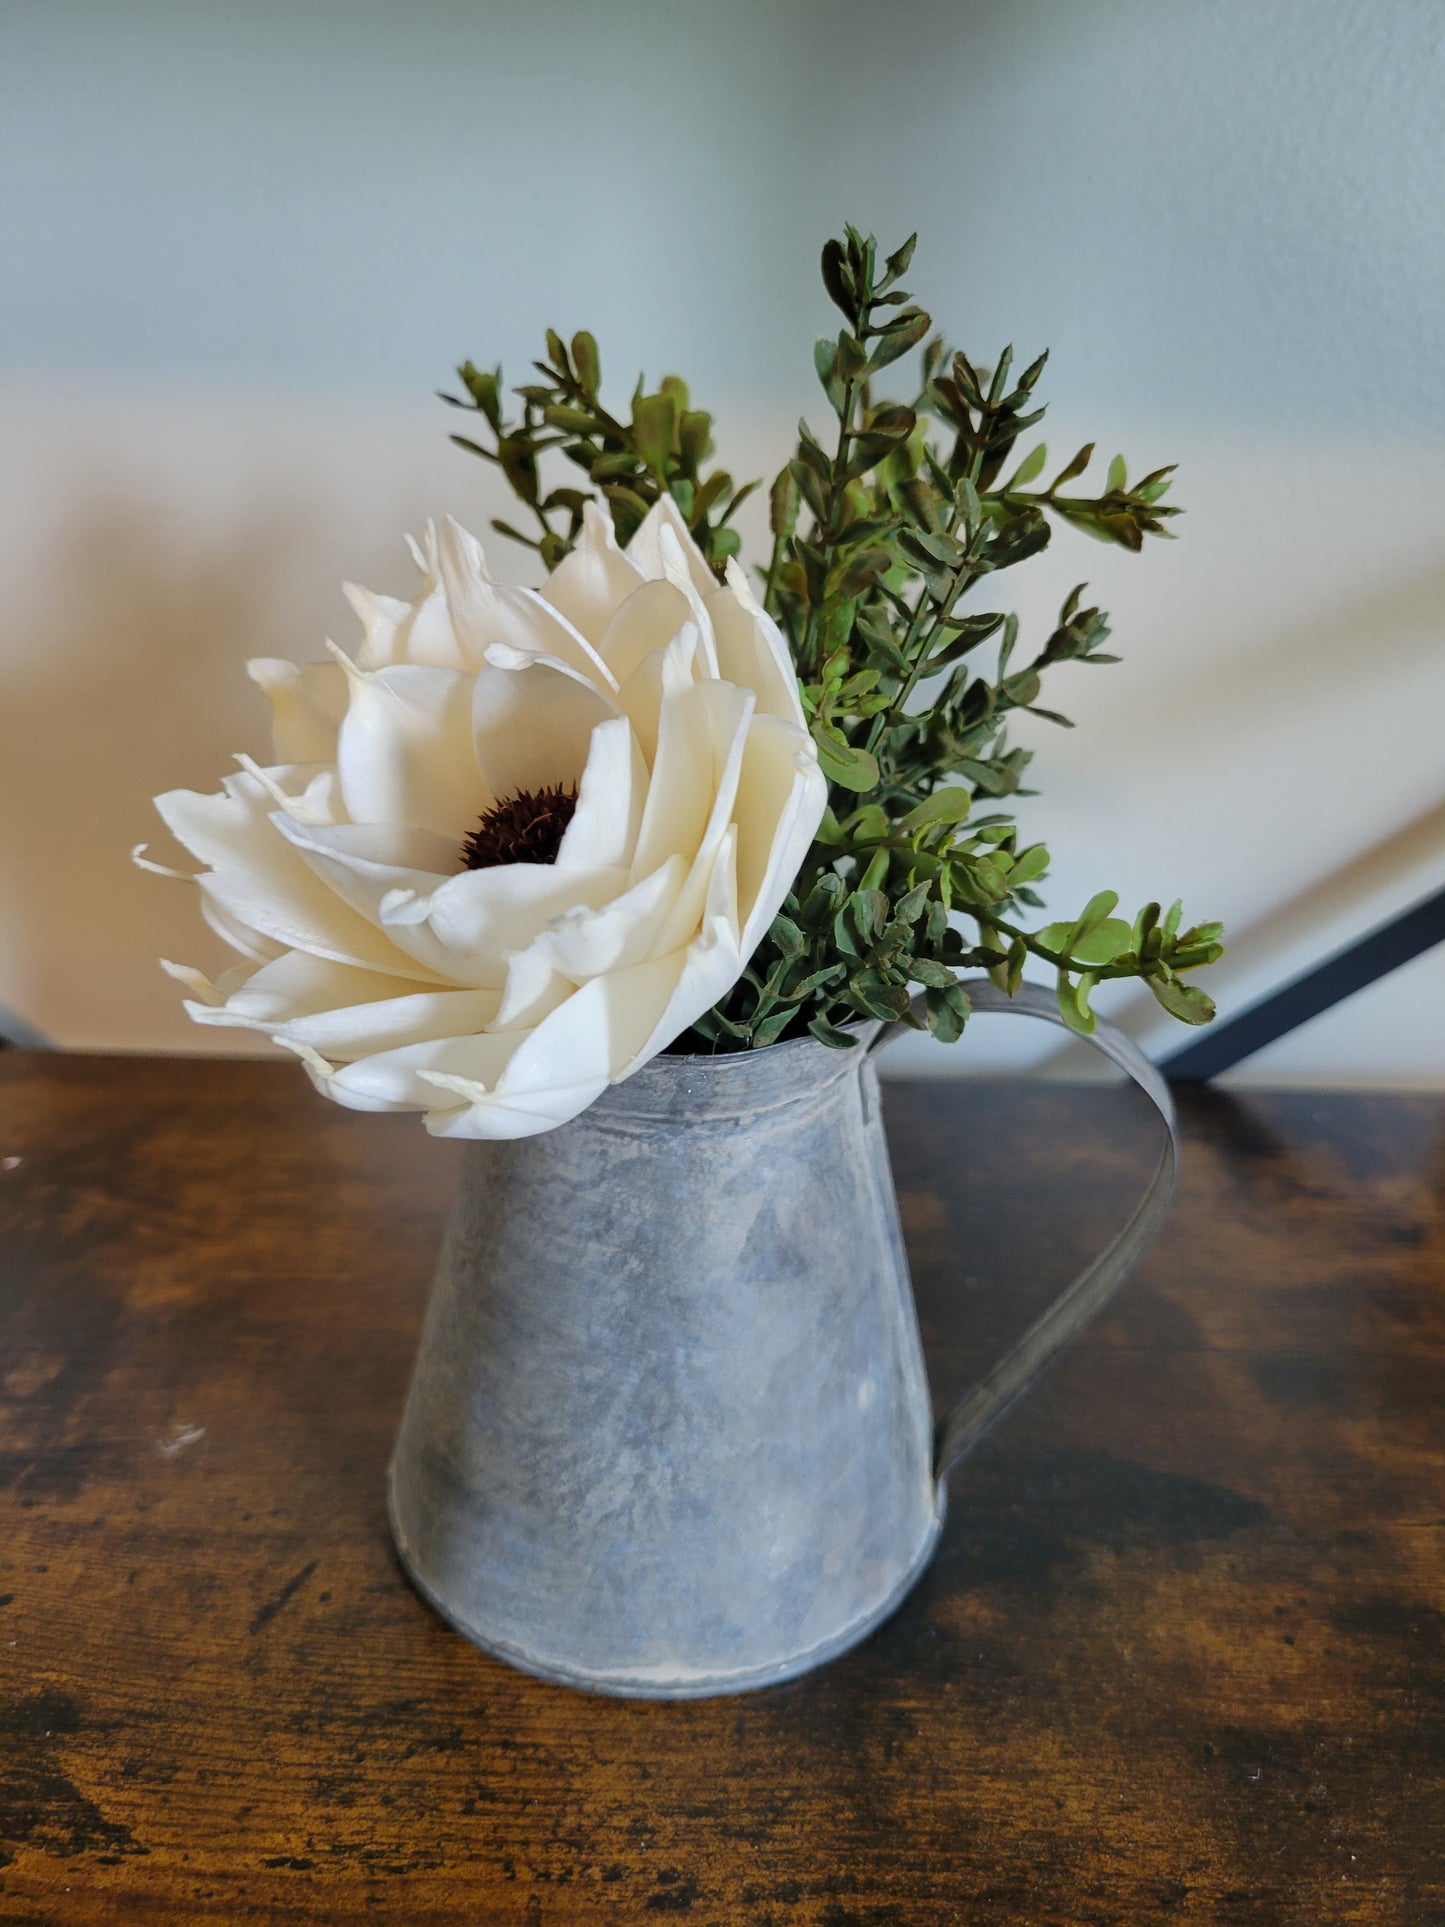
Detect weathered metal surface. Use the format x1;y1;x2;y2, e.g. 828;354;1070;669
387;1023;943;1697
388;985;1178;1698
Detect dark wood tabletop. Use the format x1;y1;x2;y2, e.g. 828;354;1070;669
0;1052;1441;1924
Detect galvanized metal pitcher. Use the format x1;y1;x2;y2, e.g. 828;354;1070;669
388;981;1177;1697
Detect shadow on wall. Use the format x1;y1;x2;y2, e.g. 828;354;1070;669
1081;553;1445;756
1035;794;1445;1081
0;496;320;1053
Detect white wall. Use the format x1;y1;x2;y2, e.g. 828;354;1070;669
2;0;1442;1082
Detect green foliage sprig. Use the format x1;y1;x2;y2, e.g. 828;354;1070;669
447;225;1223;1050
440;334;756;573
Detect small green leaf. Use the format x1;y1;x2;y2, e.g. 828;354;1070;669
849;890;889;945
790;458;827;524
1006;443;1048;490
1056;970;1098;1036
813;723;880;792
489;517;540;552
570;332;600;392
836;331;869;382
883;232;917;283
678;409;712;476
1007;844;1050;887
821;238;853;320
1035;922;1073;954
800;874;845;927
769;465;800;541
900;786;972;834
1068;917;1132;965
632;393;677;476
1131;901;1161;952
924;982;971;1042
1149;976;1216;1025
1004;934;1027;995
1068;888;1119;942
600;483;651;542
996;611;1020;677
751;1007;797;1048
955;475;982;534
542;403;596;434
769;915;807;960
868;310;931;372
900;527;964;569
787;963;847;1000
497;434;539;504
458;361;503;430
1106;453;1128;492
848;975;913;1021
1052;443;1094;488
809;1014;859;1049
865;402;916;441
859;848;891;892
911;958;957;990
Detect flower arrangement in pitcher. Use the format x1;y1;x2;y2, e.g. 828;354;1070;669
142;226;1223;1137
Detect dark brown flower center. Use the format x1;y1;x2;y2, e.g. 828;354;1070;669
460;783;579;871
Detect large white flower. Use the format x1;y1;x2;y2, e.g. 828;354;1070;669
144;499;826;1138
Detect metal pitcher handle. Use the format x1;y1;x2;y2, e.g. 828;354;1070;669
870;979;1180;1483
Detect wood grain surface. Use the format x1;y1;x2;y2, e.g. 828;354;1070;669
0;1053;1441;1924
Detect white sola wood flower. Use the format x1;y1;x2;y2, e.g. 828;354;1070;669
142;499;826;1138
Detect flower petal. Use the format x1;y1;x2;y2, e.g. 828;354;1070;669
491;945;574;1032
188;966;501;1061
435;517;616;688
630;675;754;886
344;527;466;670
554;715;648;873
209;949;433;1022
538;501;645;644
281;1039;431;1115
266;816;467;983
626;495;717;601
155;774;442;980
272;815;461;890
199;892;287;965
622;827;743;1074
381;861;627;987
247;659;349;763
472;653;618;800
305;1028;526;1114
710;569;807;727
596;578;693;685
234;756;347;828
334;656;488;837
732;716;828;952
423;1080;608;1139
522;854;686;982
160;957;257;1006
613;626;700;766
656;525;719;677
420;947;694;1136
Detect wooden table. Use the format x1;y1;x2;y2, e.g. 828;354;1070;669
1;1054;1441;1924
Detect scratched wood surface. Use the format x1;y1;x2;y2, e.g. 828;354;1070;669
0;1052;1441;1925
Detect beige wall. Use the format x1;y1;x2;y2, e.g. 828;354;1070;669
3;0;1443;1084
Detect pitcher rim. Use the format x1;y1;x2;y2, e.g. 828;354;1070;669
584;1016;885;1125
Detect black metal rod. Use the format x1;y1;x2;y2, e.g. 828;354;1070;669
1161;884;1445;1083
